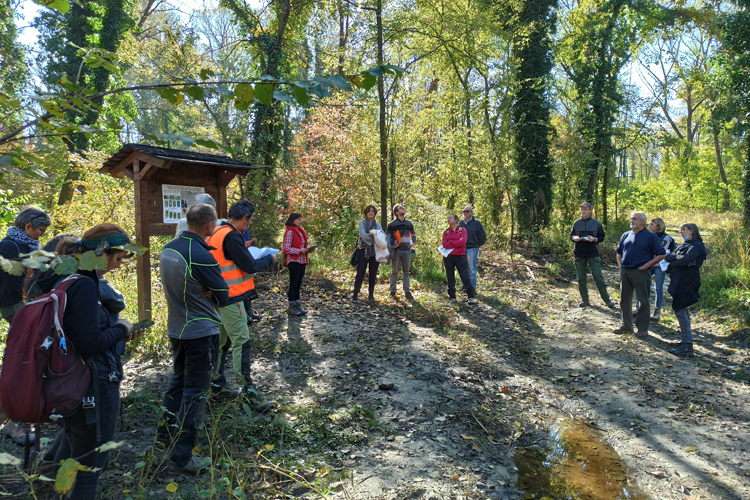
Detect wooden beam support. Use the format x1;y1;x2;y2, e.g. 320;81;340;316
133;159;152;321
135;163;154;181
217;170;227;218
220;171;236;187
112;151;166;178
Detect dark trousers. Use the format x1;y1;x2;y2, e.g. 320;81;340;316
444;255;474;299
288;262;306;302
620;267;651;333
59;380;120;500
353;248;380;298
160;335;218;466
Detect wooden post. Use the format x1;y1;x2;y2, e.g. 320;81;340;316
133;159;152;321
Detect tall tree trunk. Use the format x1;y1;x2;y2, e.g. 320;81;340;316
377;0;388;227
337;0;349;75
744;134;750;228
712;123;730;212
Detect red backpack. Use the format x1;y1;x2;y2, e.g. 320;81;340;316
0;275;92;423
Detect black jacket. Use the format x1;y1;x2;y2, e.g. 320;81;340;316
0;237;32;309
666;240;706;312
35;270;130;381
458;218;487;249
570;217;605;258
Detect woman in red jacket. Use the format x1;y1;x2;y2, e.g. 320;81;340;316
283;213;316;316
442;214;475;304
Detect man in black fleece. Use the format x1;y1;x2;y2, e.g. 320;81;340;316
570;203;615;308
160;204;229;473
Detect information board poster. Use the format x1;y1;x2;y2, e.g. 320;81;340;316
162;184;206;223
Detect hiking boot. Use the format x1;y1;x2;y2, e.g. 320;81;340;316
352;296;358;304
288;304;302;316
171;454;211;474
613;326;634;335
651;308;661;321
635;330;649;338
297;303;308;315
210;384;234;400
579;301;590;308
449;298;457;303
405;292;414;300
239;386;274;414
368;293;375;304
468;298;476;305
247;310;261;322
605;301;616;309
390;291;397;298
669;343;694;356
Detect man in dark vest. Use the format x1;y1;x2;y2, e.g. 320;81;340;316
570;202;615;309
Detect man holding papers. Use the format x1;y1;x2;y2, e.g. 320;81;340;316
442;214;475;304
206;200;275;413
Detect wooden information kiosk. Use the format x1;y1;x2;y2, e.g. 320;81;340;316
100;144;257;320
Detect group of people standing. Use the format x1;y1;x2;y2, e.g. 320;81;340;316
572;203;706;356
351;204;487;304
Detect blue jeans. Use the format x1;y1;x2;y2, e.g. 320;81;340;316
466;247;479;290
160;335;218;466
654;266;666;308
59;379;121;500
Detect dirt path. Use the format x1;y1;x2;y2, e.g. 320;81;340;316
529;267;750;499
5;256;748;499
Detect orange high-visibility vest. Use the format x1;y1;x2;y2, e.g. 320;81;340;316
206;225;255;299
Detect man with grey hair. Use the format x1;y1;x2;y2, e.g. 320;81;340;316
175;193;216;237
614;211;666;336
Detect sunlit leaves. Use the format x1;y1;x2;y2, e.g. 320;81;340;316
254;83;274;106
32;0;69;14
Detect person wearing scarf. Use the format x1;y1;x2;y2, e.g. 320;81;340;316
282;213;315;316
0;206;51;323
353;205;382;303
0;207;50;446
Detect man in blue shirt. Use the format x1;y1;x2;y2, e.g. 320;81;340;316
615;211;666;336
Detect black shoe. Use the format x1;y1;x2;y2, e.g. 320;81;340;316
210;384;234;400
352;296;358;304
405;292;414;300
240;386;274;414
606;301;616;309
390;291;397;298
297;304;308;315
368;294;375;303
669;343;693;356
613;326;634;335
248;310;261;321
579;301;590;308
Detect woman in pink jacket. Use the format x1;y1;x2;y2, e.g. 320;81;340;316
442;214;475;304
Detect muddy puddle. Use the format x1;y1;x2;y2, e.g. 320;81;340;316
514;418;647;499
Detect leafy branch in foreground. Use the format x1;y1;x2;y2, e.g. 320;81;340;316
0;243;146;276
0;61;404;172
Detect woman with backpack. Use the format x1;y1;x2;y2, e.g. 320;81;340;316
282;213;316;316
0;207;50;445
32;224;144;499
442;214;475;304
352;205;382;304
